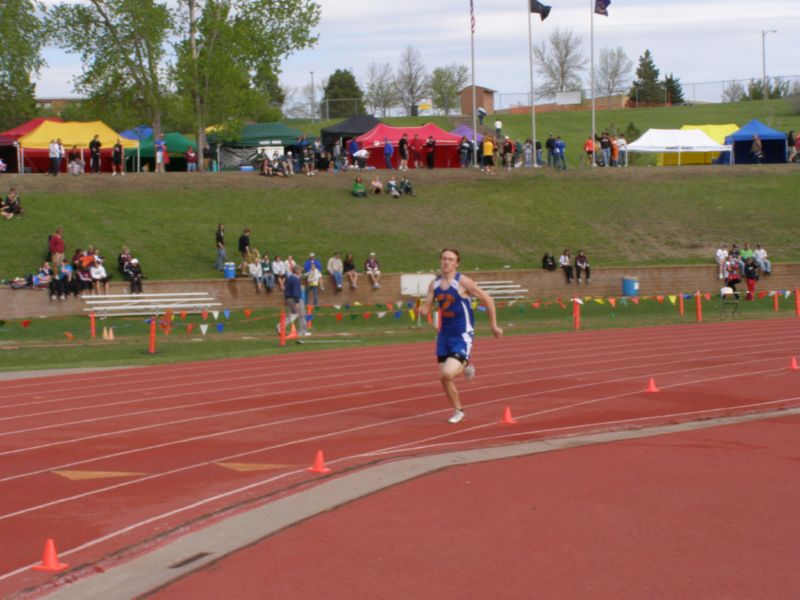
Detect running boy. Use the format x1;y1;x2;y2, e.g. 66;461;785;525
419;248;503;424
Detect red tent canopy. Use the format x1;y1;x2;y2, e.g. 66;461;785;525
0;118;64;172
355;123;463;169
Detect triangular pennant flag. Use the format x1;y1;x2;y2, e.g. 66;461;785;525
243;309;252;318
363;312;372;320
656;295;665;304
21;320;31;328
784;290;791;299
377;311;387;319
212;310;219;320
335;312;343;321
574;298;584;305
200;324;208;335
631;297;640;305
333;304;342;310
350;313;358;320
394;310;403;319
354;301;362;307
344;304;351;310
223;309;230;320
703;293;711;301
532;300;541;309
406;301;414;308
607;297;616;308
63;332;74;341
594;298;605;304
409;309;416;321
180;311;187;321
668;295;676;305
620;297;629;306
758;291;768;299
186;323;194;334
201;309;209;321
216;323;224;332
386;302;394;311
557;299;566;310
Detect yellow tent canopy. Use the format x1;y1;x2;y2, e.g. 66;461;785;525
18;120;139;149
658;123;738;166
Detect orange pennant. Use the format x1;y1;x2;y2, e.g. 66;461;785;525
608;297;616;308
63;332;74;341
180;311;187;321
186;323;194;334
656;295;664;304
243;309;252;318
631;297;640;305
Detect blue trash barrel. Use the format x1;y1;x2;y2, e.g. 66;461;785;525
622;277;639;296
223;262;236;279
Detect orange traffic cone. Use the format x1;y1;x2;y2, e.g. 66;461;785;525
499;406;518;424
285;323;299;340
101;326;109;340
790;357;799;371
645;377;660;393
32;538;69;572
107;327;114;341
306;450;331;474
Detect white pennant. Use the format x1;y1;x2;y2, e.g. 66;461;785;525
211;311;219;320
200;324;209;335
377;311;387;319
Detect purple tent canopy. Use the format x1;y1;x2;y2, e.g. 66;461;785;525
451;124;483;143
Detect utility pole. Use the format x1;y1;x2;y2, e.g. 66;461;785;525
761;29;776;101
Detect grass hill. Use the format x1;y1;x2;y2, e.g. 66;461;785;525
2;165;798;282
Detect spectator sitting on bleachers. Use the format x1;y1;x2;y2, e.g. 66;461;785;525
58;260;74;299
118;246;132;279
343;253;359;289
574;250;591;285
261;253;275;292
327;251;344;290
124;258;144;294
541;252;556;271
559;249;573;283
724;254;742;296
272;254;287;290
364;252;381;289
90;257;111;295
248;251;264;292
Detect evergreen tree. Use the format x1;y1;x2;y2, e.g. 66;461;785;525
322;69;365;118
628;50;664;106
663;73;685;105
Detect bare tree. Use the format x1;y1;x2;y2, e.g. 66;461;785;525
533;27;586;98
721;81;744;103
364;62;398;117
394;46;430;116
597;46;633;96
430;64;469;116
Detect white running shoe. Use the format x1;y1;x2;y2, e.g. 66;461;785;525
463;364;475;381
448;409;465;424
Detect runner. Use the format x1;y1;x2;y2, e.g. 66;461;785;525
419;248;503;424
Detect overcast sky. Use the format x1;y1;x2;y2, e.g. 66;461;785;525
37;0;799;106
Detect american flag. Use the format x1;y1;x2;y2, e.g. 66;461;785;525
470;0;475;34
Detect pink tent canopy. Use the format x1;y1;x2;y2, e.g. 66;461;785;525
355;123;463;169
0;118;64;172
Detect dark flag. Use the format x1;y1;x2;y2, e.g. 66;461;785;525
529;0;551;21
595;0;610;16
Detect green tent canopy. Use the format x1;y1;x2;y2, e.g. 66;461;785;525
136;132;196;158
236;122;303;147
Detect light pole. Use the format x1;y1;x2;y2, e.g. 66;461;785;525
310;71;315;122
761;29;776;101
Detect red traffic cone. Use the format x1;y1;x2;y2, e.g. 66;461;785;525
645;377;660;393
306;450;331;474
790;357;799;371
499;406;518;424
285;323;299;340
32;538;69;572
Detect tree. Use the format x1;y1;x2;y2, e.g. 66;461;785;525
364;62;398;117
628;49;665;106
533;28;586;98
430;64;469;116
174;0;320;167
0;0;45;130
596;46;632;97
663;73;685;105
743;76;791;101
48;0;172;135
722;81;745;103
394;46;429;116
322;69;364;119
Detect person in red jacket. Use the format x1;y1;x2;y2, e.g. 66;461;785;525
49;227;66;270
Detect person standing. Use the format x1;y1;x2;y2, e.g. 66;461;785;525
155;135;167;173
383;138;394;170
419;248;503;424
617;134;627;166
494;119;502;138
743;257;759;301
112;139;124;176
89;135;102;173
482;135;495;174
750;135;764;164
425;135;436;169
48;139;60;176
284;265;309;337
49;227;66;270
398;133;409;171
554;136;567;170
410;134;422;169
238;227;251;274
215;223;226;271
185;146;198;172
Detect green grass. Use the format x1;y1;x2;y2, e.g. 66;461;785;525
0;293;791;372
3;168;799;281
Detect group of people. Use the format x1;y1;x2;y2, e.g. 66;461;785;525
351;174;415;198
540;249;592;285
583;132;628;167
715;242;772;300
1;188;23;220
46;135;127;176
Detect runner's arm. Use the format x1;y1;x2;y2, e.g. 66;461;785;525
460;275;503;338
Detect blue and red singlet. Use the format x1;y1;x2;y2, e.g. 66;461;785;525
434;272;475;362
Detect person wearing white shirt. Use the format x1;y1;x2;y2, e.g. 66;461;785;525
715;244;728;280
753;244;772;275
48;139;60;176
616;134;627;167
327;252;344;290
272;255;287;290
248;255;264;292
90;259;110;295
306;264;322;306
559;249;573;283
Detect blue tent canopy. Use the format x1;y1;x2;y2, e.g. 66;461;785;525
724;119;787;164
120;125;154;141
451;124;483;143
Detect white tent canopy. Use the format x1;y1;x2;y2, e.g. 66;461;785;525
628;128;732;164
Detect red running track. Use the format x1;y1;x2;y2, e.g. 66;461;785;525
154;414;800;600
1;319;799;596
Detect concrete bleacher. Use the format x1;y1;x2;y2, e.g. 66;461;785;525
82;292;222;318
473;280;529;300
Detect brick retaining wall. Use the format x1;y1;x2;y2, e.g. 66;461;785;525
2;264;798;321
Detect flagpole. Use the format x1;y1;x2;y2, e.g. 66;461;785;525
590;0;597;167
470;1;478;167
527;4;538;168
